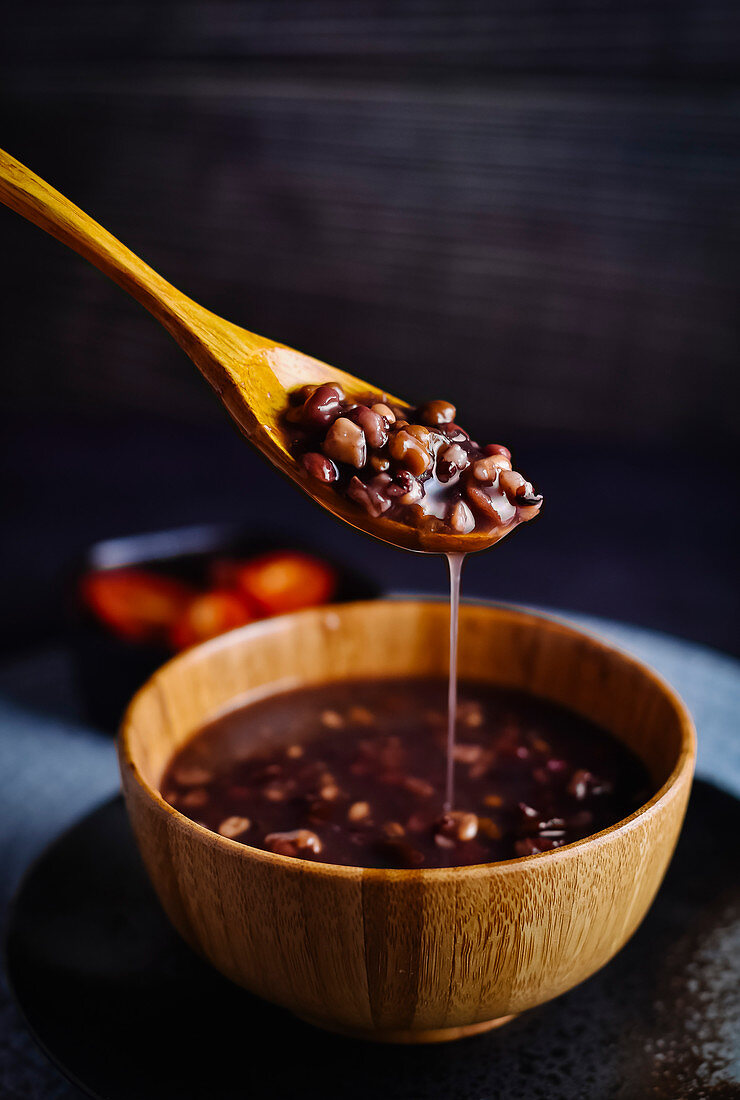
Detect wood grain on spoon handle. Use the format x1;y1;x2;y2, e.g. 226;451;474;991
0;147;200;334
0;147;363;404
0;146;286;438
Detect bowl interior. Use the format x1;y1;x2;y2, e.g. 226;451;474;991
123;600;691;809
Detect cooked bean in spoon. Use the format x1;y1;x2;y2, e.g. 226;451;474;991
285;384;541;546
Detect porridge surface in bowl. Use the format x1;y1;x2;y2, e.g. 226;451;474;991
162;677;651;869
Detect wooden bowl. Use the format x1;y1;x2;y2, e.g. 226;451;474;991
118;600;695;1044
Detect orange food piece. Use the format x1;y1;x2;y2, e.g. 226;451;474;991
235;552;337;617
207;557;242;590
169;590;254;650
82;569;195;644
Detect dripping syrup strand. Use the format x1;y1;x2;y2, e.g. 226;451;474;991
444;552;465;812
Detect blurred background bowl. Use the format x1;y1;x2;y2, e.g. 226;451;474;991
72;524;380;731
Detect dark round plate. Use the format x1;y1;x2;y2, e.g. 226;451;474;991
5;785;740;1100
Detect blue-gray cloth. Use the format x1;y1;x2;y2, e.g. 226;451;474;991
0;609;738;1099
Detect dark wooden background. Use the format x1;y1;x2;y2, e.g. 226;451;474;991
1;0;738;654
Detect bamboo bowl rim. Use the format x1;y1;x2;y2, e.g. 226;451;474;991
118;599;696;881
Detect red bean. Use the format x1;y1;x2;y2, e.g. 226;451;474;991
416;399;456;426
435;811;479;841
405;424;434;446
218;816;251;839
292;384;319;404
465;482;515;524
346;405;389;449
347;476;392;518
371;402;396;424
369;454;390;473
438;443;470;481
265;829;323;857
473;454;512;481
403;775;435;798
323;418;367;468
388;429;432;475
385;470;422;505
301;452;338;483
301;383;344;429
498;469;530;500
518;497;543;521
568;770;611;799
484;443;512;460
449;500;476;533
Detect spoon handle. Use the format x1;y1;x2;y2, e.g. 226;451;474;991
0;147;208;340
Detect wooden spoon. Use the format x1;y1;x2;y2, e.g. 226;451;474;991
0;148;513;554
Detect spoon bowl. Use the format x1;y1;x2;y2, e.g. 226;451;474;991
0;148;514;555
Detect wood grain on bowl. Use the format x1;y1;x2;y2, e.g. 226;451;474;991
118;601;695;1043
